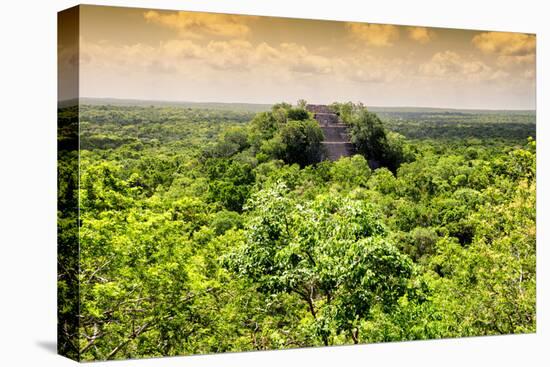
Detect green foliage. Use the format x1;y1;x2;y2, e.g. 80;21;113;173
332;102;412;172
286;107;310;121
226;183;412;344
60;102;536;361
329;155;371;188
211;210;243;236
373;108;535;141
205;158;255;212
278;119;325;167
394;227;439;263
58;107;80;359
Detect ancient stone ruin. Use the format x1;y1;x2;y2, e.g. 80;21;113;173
306;104;355;161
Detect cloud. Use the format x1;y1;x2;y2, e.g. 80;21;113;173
147;59;178;74
144;11;252;39
205;40;254;70
472;31;535;56
344;54;406;84
79;39;157;71
496;54;535;68
420;51;463;77
278;43;334;74
160;39;204;59
523;69;535;80
419;50;503;82
407;27;435;44
346;23;399;47
351;69;386;83
81;34;409;88
80;37;343;78
255;42;283;63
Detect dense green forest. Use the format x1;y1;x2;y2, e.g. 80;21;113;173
58;101;536;361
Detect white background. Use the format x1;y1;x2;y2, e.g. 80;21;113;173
0;0;547;365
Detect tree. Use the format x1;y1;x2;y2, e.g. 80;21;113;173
297;99;308;109
286;108;310;121
330;102;353;123
250;111;278;142
278;119;325;167
329;154;371;188
427;178;536;336
332;102;412;172
210;210;243;236
68;102;536;360
226;183;414;345
205;158;255;212
350;109;390;164
203;127;250;159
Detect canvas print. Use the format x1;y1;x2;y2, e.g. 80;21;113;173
58;5;536;362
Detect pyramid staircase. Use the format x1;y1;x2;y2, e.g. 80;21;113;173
306;104;355;161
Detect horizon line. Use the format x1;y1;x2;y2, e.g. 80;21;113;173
59;96;536;112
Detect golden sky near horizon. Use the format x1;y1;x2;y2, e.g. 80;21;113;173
61;5;536;109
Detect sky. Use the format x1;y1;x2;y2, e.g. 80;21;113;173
61;5;536;109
